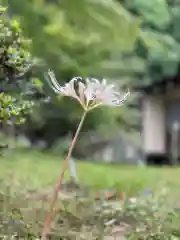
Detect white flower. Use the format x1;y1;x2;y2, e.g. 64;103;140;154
46;70;130;111
84;78;130;107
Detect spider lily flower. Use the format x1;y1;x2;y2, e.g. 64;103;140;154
47;70;130;111
84;78;130;109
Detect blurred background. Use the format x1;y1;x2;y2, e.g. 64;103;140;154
1;2;180;237
1;0;180;172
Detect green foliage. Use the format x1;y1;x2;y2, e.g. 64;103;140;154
0;92;33;124
120;0;180;87
0;6;31;83
3;0;140;77
0;6;34;124
128;0;171;30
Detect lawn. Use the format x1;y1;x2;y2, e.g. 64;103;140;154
1;149;180;238
0;149;180;193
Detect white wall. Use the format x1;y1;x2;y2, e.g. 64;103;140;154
142;96;166;154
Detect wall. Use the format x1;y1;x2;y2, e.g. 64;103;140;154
142;96;166;154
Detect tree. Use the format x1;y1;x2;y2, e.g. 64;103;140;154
118;0;180;87
2;0;143;84
1;0;143;149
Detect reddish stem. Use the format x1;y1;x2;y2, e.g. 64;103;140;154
41;111;87;240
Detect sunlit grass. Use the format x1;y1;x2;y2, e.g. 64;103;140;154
0;149;180;193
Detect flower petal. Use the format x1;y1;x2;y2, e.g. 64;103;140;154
68;79;77;98
47;70;62;93
84;85;95;103
100;89;130;107
101;79;107;85
78;82;86;105
112;90;130;106
90;78;100;84
62;77;85;107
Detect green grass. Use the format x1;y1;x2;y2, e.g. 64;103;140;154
1;149;180;193
1;150;180;239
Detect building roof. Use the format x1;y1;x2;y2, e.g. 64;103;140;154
137;73;180;95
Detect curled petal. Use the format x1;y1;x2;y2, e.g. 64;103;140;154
88;78;100;84
73;76;82;81
47;70;62;93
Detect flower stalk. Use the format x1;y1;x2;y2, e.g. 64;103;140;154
41;70;130;240
41;110;87;240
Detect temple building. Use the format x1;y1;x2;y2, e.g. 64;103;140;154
140;75;180;165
